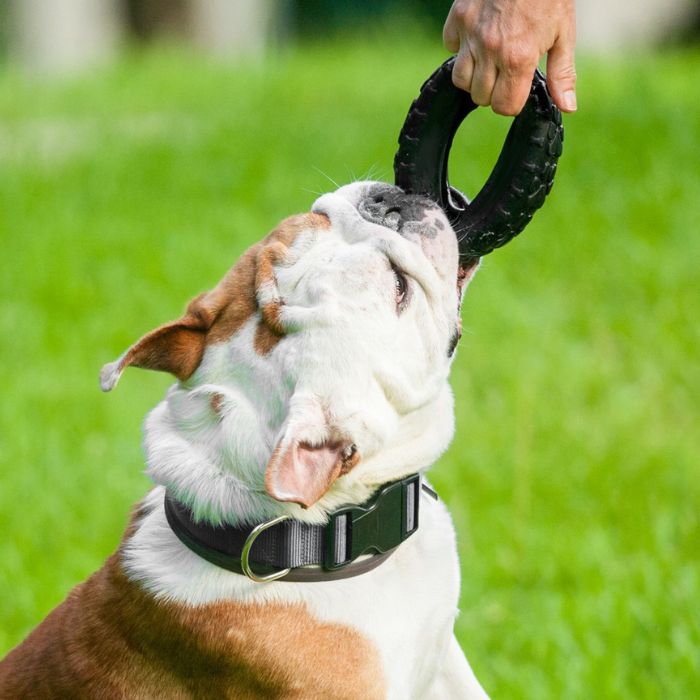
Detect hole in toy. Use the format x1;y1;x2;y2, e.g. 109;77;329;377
449;108;510;201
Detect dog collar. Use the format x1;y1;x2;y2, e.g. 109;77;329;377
164;473;436;583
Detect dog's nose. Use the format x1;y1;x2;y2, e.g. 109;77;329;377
358;184;438;233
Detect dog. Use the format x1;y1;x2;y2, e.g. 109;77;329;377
0;181;489;698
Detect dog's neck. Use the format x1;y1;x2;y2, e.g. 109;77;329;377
142;339;457;528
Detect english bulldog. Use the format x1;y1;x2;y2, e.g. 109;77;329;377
0;182;489;699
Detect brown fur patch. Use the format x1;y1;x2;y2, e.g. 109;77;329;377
116;313;209;382
206;212;329;352
109;213;330;386
339;446;360;476
210;392;225;416
0;501;384;699
109;214;330;389
254;322;284;355
454;258;479;342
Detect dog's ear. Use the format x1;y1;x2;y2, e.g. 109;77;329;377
265;439;359;508
100;293;215;392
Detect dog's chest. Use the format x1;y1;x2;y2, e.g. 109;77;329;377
302;494;462;698
123;487;461;699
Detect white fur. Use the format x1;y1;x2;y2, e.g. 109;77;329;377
124;487;488;699
120;181;489;698
99;351;127;391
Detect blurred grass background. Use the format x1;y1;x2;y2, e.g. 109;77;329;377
0;32;698;698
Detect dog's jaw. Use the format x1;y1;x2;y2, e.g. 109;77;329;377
142;336;458;527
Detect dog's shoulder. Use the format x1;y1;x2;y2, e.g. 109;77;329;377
0;507;386;700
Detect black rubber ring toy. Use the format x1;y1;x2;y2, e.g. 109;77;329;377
394;57;564;261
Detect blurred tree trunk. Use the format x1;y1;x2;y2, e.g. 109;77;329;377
8;0;279;74
576;0;698;50
189;0;276;58
9;0;122;73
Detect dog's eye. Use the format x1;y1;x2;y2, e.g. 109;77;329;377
393;267;408;309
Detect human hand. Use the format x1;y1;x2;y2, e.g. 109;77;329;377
443;0;576;115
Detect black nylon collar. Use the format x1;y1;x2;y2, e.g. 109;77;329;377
164;473;429;583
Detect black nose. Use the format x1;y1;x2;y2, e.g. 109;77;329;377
358;184;438;233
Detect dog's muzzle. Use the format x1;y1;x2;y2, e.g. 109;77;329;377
357;184;441;234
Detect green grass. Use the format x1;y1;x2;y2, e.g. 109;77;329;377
1;34;698;698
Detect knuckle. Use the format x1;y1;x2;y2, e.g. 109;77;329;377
552;63;578;82
452;55;473;87
452;72;470;90
502;47;535;73
479;30;501;54
452;2;475;25
453;5;468;23
548;61;577;85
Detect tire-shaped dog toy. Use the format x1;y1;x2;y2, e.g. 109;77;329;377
394;57;563;261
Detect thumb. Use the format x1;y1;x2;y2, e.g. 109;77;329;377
546;37;577;113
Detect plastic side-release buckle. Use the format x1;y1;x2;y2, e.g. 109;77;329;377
323;474;421;571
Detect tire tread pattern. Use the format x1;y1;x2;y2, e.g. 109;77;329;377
394;58;563;259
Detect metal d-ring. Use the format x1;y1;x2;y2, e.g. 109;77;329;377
241;515;292;583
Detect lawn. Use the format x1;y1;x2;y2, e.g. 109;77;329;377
0;33;698;698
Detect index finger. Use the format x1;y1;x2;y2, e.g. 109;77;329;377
443;3;463;52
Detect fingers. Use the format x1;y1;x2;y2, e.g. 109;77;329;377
546;35;577;112
444;3;535;115
443;0;577;116
453;44;536;116
452;47;475;93
443;7;461;53
452;40;567;116
453;45;503;112
470;55;498;107
490;66;536;116
450;31;500;107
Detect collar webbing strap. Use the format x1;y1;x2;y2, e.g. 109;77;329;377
164;473;425;583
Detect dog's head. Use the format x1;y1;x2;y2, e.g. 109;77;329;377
102;182;478;517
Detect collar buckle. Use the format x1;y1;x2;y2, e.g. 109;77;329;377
323;473;421;570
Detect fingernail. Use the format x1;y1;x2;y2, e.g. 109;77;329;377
563;90;577;112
